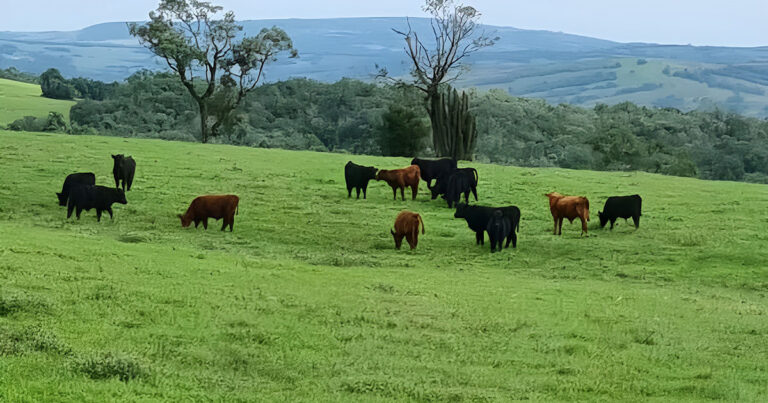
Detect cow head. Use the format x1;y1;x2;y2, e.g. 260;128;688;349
375;170;386;181
454;202;468;218
365;166;378;181
56;192;67;206
113;189;128;204
178;214;192;227
391;229;403;249
428;177;446;200
598;211;608;228
410;158;419;166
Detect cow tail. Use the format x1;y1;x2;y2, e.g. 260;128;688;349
585;199;590;221
236;203;239;215
418;214;425;234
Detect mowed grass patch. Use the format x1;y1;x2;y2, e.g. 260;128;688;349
0;78;76;125
0;130;767;400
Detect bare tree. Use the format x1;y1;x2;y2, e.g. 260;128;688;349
382;0;497;160
129;0;297;143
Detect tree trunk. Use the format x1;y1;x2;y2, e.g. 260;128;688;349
198;101;209;143
428;87;477;160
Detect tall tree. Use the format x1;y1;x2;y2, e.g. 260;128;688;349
381;0;496;160
129;0;297;143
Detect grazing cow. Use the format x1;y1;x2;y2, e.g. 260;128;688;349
486;210;512;253
429;167;478;201
56;172;95;206
454;203;521;248
599;194;642;230
178;195;239;232
545;192;590;236
344;161;377;199
410;157;456;188
391;211;425;250
443;170;475;208
66;185;127;222
111;154;136;192
376;165;421;201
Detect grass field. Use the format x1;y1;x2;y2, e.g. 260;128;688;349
1;130;767;401
0;78;75;126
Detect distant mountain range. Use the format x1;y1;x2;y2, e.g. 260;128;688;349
3;17;768;116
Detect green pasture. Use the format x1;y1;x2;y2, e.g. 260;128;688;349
0;78;75;126
1;130;767;401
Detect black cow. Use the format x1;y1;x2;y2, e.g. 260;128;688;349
344;161;377;199
443;170;474;208
56;172;96;206
112;154;136;192
429;167;478;201
454;203;521;248
487;210;512;253
598;194;642;230
67;185;127;222
410;157;457;188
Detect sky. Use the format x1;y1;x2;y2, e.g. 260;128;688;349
1;0;767;47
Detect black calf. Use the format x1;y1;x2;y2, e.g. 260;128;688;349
598;194;642;230
67;185;127;222
56;172;95;206
344;161;377;199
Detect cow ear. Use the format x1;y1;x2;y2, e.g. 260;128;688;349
390;229;395;236
177;214;183;219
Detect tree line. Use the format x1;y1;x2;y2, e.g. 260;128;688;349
31;70;759;184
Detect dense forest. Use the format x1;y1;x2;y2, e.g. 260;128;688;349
5;69;768;183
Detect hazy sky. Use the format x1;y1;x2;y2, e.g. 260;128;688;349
2;0;767;47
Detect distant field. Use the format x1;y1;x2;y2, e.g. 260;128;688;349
1;130;767;400
0;78;75;125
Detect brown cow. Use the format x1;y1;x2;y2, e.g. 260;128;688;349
376;165;421;200
178;195;239;232
545;192;590;236
391;211;425;250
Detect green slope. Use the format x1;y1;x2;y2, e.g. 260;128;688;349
0;78;75;126
1;130;767;401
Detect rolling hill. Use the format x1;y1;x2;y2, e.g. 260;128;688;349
0;78;75;125
3;18;768;116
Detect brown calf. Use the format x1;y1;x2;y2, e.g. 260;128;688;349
545;192;590;236
391;211;425;250
178;195;239;232
376;165;421;200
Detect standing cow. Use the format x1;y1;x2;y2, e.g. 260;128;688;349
112;154;136;192
178;195;239;232
486;210;512;253
443;170;474;208
66;185;127;222
56;172;96;206
344;161;377;199
599;194;642;230
429;167;478;202
454;203;521;248
391;211;425;250
410;157;456;188
376;165;421;201
545;192;590;236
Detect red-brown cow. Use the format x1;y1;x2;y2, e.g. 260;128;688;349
376;165;421;200
391;211;425;250
546;192;590;236
178;195;239;232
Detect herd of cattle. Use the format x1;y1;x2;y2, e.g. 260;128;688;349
54;154;642;253
346;158;643;253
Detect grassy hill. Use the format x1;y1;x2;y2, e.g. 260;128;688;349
1;130;767;400
0;78;75;126
4;18;768;116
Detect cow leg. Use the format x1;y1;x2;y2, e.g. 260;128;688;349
194;219;200;228
392;187;397;200
203;218;208;230
347;186;352;198
405;233;414;249
463;191;469;204
479;230;485;245
107;207;114;219
67;203;75;219
581;217;588;236
96;209;102;222
229;217;234;232
362;184;368;199
610;218;616;230
127;174;134;191
553;218;559;235
471;187;478;201
558;218;564;235
400;187;405;201
632;215;640;228
355;187;361;199
395;234;404;249
411;185;418;200
76;207;83;220
114;176;119;189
